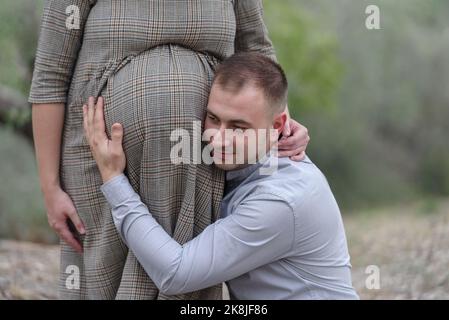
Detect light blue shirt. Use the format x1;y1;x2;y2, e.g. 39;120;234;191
101;155;359;299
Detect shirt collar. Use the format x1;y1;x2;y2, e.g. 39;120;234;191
225;152;272;182
225;151;312;182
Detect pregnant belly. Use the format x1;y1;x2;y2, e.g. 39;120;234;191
102;45;217;161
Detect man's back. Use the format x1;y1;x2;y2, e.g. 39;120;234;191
221;156;359;299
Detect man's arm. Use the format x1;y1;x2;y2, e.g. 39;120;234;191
82;96;295;295
101;174;295;295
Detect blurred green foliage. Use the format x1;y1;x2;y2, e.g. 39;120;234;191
264;0;342;112
0;0;42;131
265;0;449;209
0;0;42;92
0;125;57;243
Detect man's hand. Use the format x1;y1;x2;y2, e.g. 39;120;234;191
279;119;310;161
83;96;126;183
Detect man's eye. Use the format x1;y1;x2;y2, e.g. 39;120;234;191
207;115;218;121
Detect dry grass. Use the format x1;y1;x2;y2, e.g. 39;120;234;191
1;198;448;300
346;199;449;299
0;240;59;299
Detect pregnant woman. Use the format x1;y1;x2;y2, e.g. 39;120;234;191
29;0;309;299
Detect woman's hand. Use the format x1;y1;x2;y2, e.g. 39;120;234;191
279;119;310;161
83;97;126;183
43;185;85;254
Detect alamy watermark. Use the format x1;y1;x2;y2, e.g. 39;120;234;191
65;265;80;290
365;265;381;290
365;5;381;30
65;5;80;30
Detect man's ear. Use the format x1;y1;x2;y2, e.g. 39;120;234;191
272;111;288;135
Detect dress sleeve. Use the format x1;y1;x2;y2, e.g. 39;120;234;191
28;0;94;104
234;0;277;61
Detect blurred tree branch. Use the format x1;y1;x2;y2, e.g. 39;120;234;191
0;85;28;111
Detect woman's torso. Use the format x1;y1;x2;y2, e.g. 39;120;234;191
65;0;238;134
70;0;237;95
83;0;236;60
62;1;233;231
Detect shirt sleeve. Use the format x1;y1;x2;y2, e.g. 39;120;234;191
234;0;277;61
101;174;295;296
28;0;94;104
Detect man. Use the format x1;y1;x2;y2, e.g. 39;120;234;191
83;52;359;299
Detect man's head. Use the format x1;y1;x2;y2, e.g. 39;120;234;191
205;52;289;171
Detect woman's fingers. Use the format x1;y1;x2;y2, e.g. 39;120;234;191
282;118;291;137
67;209;86;235
59;228;83;254
278;145;306;158
52;218;83;254
278;126;310;150
290;151;306;162
278;137;299;149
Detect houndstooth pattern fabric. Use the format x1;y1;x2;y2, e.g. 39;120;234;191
29;0;276;300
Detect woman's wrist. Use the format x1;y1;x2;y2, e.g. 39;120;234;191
40;178;61;195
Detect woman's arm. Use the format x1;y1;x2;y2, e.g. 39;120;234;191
29;0;94;252
30;0;94;103
33;103;85;253
234;0;277;60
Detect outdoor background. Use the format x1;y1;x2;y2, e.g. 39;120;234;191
0;0;448;299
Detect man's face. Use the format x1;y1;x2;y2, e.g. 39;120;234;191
204;83;286;171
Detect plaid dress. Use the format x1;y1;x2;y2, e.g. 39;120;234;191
29;0;276;300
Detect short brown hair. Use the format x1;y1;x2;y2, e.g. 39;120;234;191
213;52;288;113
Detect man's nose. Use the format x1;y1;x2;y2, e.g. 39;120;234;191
212;127;232;149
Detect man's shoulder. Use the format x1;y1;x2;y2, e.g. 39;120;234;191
252;155;331;207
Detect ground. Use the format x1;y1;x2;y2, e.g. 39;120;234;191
0;240;59;299
347;199;449;299
1;199;448;300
